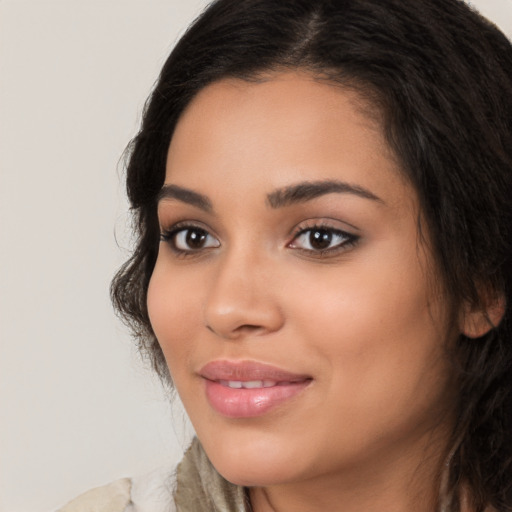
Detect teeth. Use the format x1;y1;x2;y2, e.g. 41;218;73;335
219;380;278;389
242;380;262;388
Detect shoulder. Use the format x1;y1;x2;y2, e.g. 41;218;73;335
57;467;177;512
56;438;248;512
57;478;132;512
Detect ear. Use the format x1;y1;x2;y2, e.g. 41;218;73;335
460;289;506;339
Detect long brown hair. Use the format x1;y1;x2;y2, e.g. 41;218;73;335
112;1;512;509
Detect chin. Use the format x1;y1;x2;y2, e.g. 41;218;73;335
200;432;311;487
213;459;295;488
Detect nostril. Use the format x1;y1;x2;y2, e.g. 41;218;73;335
235;324;263;333
206;322;265;338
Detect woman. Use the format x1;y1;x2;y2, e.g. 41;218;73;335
60;0;512;510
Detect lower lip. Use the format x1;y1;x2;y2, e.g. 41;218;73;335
204;379;311;418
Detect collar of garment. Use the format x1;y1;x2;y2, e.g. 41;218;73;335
173;437;251;512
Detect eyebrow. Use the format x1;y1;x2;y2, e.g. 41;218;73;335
157;179;383;212
266;180;383;208
157;184;213;212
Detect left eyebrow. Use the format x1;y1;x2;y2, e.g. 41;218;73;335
266;180;384;208
157;184;213;212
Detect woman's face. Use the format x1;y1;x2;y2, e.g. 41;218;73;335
147;73;458;488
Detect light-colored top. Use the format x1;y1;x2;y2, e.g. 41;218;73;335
57;438;250;512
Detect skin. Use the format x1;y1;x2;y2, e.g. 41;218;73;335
147;72;463;511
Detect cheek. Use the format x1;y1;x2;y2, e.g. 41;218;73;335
146;262;203;377
289;249;437;345
288;248;453;417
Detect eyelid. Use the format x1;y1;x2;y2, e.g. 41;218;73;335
287;220;360;256
288;218;358;238
160;219;216;237
159;221;221;256
158;218;359;259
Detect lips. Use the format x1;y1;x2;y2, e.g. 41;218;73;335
199;360;312;418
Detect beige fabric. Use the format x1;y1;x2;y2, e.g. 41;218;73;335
57;438;250;512
174;438;250;512
126;466;176;512
57;478;132;512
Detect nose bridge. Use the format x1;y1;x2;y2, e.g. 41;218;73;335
204;241;283;338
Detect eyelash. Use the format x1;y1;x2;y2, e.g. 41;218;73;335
159;222;359;258
160;222;219;258
289;222;359;256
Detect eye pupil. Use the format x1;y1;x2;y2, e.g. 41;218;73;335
186;229;207;249
310;229;332;250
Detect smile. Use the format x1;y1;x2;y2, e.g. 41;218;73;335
218;379;309;389
200;360;312;418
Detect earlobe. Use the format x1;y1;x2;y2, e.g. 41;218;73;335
460;292;506;339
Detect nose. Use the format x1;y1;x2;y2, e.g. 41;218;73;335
204;249;284;340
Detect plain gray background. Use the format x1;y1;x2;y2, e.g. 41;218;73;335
1;1;511;510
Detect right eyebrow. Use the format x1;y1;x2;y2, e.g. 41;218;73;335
157;184;213;213
266;179;383;208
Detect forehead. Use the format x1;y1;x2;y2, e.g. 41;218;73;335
165;72;411;211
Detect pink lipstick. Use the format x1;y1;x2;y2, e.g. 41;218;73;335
199;360;312;418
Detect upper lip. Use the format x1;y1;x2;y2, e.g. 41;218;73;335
199;360;311;382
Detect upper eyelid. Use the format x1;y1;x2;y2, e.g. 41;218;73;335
289;218;360;237
160;224;220;255
160;219;214;234
159;219;359;244
159;222;220;244
290;226;357;244
293;224;351;235
288;227;359;259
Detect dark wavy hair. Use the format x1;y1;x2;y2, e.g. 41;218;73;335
111;0;512;509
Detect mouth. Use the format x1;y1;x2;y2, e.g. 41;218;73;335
199;360;312;418
217;379;302;389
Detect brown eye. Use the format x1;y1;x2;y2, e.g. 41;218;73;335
184;228;208;249
309;229;334;250
161;226;220;252
290;226;357;254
